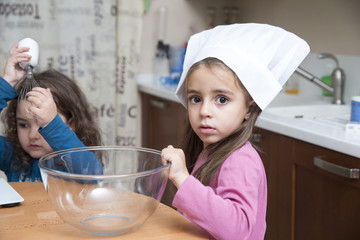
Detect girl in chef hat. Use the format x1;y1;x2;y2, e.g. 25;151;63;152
161;23;309;240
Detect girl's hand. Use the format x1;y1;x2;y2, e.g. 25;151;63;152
161;145;189;189
2;43;31;87
26;87;58;128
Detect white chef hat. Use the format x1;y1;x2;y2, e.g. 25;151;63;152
175;23;310;110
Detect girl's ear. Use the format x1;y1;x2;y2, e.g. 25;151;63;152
244;100;256;120
247;100;255;112
67;117;76;131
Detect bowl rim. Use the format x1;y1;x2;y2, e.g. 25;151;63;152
39;146;171;179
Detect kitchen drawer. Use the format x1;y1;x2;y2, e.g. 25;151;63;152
294;140;360;187
293;139;360;240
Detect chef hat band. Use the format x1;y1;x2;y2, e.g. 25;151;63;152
175;23;310;110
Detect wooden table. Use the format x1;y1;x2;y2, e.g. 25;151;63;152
0;182;208;240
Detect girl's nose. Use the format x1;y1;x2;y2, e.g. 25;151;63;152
200;101;212;118
29;127;40;140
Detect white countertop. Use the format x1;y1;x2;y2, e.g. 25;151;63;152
138;74;360;158
258;106;359;158
137;74;179;103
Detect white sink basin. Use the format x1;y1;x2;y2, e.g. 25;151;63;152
264;104;351;127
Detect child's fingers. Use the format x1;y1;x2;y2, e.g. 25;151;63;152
161;148;174;165
15;47;30;54
26;90;45;105
160;146;174;165
9;41;29;55
26;89;46;105
11;55;31;64
161;158;169;166
7;49;31;66
26;88;57;120
26;96;40;109
161;152;170;165
29;87;45;94
29;87;52;98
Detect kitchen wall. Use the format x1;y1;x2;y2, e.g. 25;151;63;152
236;0;360;56
139;0;236;74
139;0;360;103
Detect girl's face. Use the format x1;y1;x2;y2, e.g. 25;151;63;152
16;106;72;159
186;66;251;148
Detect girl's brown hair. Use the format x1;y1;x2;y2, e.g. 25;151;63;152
2;69;102;172
182;58;262;185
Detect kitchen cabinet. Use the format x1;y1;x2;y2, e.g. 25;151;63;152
294;140;360;240
254;128;360;240
252;128;293;240
140;92;187;150
140;92;187;207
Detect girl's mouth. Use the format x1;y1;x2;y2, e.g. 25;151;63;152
199;125;215;134
29;144;41;148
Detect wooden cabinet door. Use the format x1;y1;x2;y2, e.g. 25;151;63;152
140;93;187;207
294;140;360;240
141;93;187;150
253;128;294;240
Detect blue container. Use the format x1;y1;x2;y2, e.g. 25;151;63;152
351;96;360;123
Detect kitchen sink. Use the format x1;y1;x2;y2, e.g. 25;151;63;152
264;104;351;128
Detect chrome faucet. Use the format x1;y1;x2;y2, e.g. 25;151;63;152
295;53;346;104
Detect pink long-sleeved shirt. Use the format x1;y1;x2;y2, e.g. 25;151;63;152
173;141;267;240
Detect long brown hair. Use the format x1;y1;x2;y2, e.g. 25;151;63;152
182;58;262;185
2;69;102;172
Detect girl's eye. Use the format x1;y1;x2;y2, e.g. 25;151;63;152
189;96;201;104
216;96;228;104
17;123;29;128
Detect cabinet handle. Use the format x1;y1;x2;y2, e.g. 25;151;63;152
313;156;360;179
150;99;167;109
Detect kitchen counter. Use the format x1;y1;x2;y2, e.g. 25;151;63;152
257;106;359;158
138;74;360;158
138;74;179;103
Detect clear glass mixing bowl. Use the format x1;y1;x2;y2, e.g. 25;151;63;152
39;146;170;236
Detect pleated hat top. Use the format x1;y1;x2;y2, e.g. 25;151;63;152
175;23;310;110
